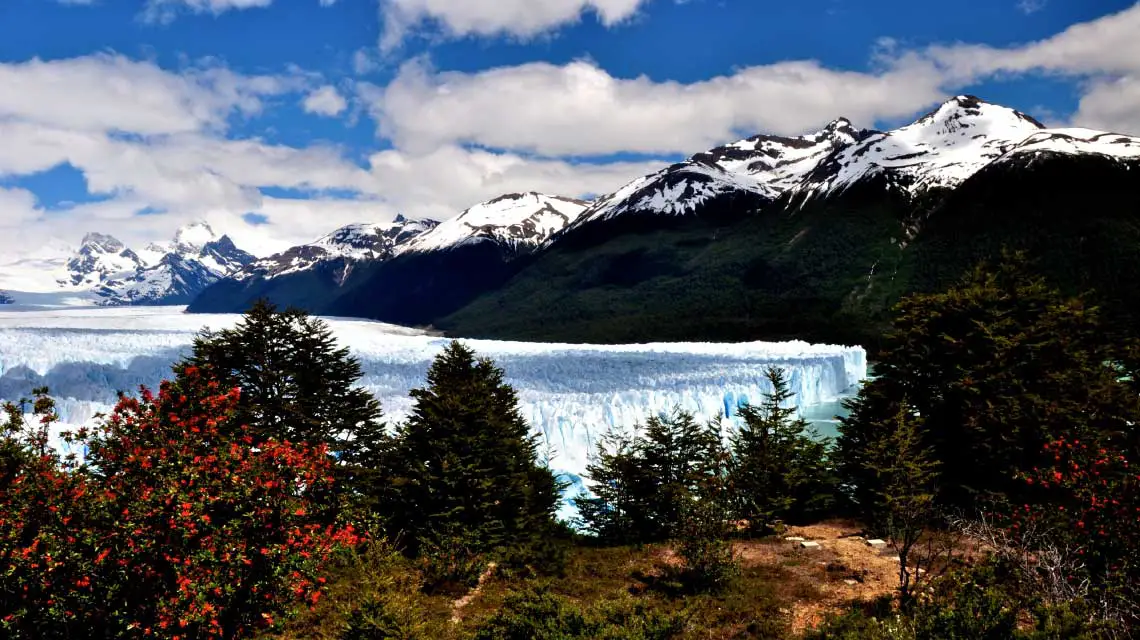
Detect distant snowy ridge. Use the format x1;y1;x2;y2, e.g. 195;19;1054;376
236;215;438;283
0;222;254;306
0;306;867;492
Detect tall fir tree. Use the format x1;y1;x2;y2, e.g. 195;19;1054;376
862;400;940;599
382;341;564;559
576;409;724;543
728;366;835;531
174;299;386;506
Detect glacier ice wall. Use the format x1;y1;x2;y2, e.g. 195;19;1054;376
0;306;867;506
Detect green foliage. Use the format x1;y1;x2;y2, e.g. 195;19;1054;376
470;585;686;640
728;366;836;531
416;528;491;596
576;409;723;543
177;298;383;449
838;252;1140;512
671;497;739;594
381;341;565;565
176;299;387;510
861;400;940;597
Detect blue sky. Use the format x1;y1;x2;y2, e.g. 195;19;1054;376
0;0;1137;255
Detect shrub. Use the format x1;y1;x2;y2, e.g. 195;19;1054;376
470;585;686;640
1;369;361;639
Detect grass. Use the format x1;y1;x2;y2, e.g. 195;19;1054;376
262;534;859;640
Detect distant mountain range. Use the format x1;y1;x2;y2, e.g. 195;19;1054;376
7;95;1140;346
0;222;254;306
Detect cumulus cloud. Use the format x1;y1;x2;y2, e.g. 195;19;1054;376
362;56;947;156
302;85;348;117
0;187;42;225
0;55;294;135
379;0;650;51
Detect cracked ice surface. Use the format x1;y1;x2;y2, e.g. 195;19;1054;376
0;306;866;497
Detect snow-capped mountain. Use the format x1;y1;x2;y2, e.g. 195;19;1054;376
94;225;255;306
403;192;589;255
572;118;871;228
61;232;146;288
0;222;253;306
235;215;438;284
791;96;1048;202
996;127;1140;165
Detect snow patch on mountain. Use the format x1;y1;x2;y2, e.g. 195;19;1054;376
403;192;589;255
1000;128;1140;162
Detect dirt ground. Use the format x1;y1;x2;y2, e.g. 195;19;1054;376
735;520;904;634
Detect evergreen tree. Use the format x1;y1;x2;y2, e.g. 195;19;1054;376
838;252;1140;511
175;299;384;458
574;429;654;544
862;400;940;599
576;409;723;543
728;366;835;532
382;341;564;559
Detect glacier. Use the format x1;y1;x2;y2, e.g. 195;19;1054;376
0;306;866;513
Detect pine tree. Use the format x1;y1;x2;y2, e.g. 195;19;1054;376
382;341;564;560
175;299;384;457
574;429;654;544
728;366;835;532
862;400;940;599
576;408;724;543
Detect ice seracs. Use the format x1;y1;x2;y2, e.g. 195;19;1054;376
0;305;868;497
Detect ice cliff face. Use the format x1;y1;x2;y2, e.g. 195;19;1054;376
0;306;867;501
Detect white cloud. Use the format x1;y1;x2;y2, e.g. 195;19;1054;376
1017;0;1046;15
0;55;294;135
0;187;42;225
142;0;273;23
302;85;348;117
365;145;662;219
363;56;947;156
379;0;650;51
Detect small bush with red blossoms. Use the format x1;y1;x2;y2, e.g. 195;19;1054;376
1008;436;1140;628
0;367;363;639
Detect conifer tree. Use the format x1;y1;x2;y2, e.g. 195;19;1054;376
577;409;723;543
175;299;384;460
728;366;835;532
382;341;563;559
862;400;940;599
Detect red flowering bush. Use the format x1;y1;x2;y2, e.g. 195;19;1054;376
1008;436;1140;626
1;368;363;639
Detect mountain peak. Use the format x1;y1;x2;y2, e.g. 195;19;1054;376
393;213;407;223
80;232;125;252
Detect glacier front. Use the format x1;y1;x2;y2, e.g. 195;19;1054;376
0;306;866;504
